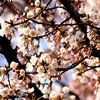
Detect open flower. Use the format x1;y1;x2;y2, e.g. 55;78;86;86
26;87;34;93
27;11;34;18
48;68;56;76
10;61;18;70
20;69;25;76
50;91;57;99
37;66;45;74
62;86;70;93
26;62;33;72
30;55;37;65
0;87;9;97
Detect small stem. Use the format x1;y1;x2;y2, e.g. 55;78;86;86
45;6;66;11
26;72;38;74
8;71;12;89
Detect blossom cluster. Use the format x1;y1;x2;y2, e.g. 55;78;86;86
0;0;100;100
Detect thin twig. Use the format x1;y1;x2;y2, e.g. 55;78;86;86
45;6;66;11
60;0;89;44
0;5;6;16
26;72;38;74
32;17;70;39
0;0;7;7
6;0;21;14
78;65;100;75
51;57;88;77
34;0;52;18
8;71;12;88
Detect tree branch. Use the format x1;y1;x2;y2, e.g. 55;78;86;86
78;65;100;75
59;0;89;44
0;36;19;65
0;0;7;7
0;36;47;100
34;0;52;18
51;57;87;77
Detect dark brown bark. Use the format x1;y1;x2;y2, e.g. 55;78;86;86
59;0;89;45
0;36;48;100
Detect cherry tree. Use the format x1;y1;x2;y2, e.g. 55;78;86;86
0;0;100;100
